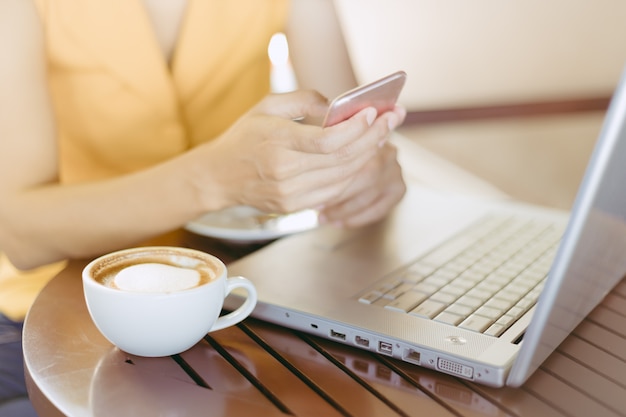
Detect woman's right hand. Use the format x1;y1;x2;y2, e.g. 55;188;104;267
189;90;398;215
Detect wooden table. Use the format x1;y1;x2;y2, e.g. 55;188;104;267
23;227;626;417
22;135;626;416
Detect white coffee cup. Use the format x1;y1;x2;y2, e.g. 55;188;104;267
82;246;257;357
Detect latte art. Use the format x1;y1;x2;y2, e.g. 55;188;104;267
92;249;221;293
114;263;201;293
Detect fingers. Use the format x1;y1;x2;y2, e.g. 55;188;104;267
247;106;387;183
267;105;379;156
391;105;407;127
252;90;329;121
249;107;404;215
339;184;406;227
253;90;402;157
318;142;406;227
239;174;355;214
236;141;383;213
209;91;406;217
304;104;406;156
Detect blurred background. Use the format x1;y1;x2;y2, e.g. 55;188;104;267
331;0;626;209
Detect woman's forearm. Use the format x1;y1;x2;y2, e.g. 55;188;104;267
0;151;215;270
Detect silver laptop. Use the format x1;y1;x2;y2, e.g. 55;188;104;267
226;66;626;387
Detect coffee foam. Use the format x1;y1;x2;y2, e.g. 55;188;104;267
93;249;221;292
114;263;201;293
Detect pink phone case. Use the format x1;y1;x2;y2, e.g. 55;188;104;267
322;71;407;127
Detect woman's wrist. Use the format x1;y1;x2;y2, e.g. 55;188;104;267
180;142;236;215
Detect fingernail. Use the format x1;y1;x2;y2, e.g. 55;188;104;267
365;108;377;126
387;113;400;130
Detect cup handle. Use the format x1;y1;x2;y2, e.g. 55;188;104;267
210;276;257;332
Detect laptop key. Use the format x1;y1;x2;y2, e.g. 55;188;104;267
475;306;503;320
439;284;467;298
430;291;457;305
384;291;428;313
409;300;446;318
382;283;415;300
419;234;477;267
505;306;525;319
465;288;493;302
456;295;483;309
434;311;464;326
495;314;517;328
413;282;439;295
399;270;425;284
515;296;535;310
358;291;382;304
484;298;514;312
444;304;474;317
459;314;493;333
448;278;476;291
408;262;437;277
422;275;451;289
485;323;507;337
378;278;403;291
496;289;523;302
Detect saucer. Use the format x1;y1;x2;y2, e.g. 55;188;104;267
185;206;319;243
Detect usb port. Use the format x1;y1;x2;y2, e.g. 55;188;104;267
378;341;393;355
330;330;346;340
355;335;370;347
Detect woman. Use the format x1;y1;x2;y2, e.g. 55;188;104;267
0;1;406;414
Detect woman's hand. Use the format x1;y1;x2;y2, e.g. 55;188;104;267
191;90;402;216
318;105;407;227
318;140;406;228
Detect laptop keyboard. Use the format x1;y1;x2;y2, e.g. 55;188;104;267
357;215;564;337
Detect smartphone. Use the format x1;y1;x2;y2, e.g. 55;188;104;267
322;70;407;127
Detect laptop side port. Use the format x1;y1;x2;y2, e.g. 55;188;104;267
403;349;421;365
378;341;393;356
355;335;370;348
330;329;346;341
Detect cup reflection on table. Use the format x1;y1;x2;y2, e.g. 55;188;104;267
89;347;229;417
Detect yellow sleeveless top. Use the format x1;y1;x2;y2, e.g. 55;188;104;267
0;0;288;320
